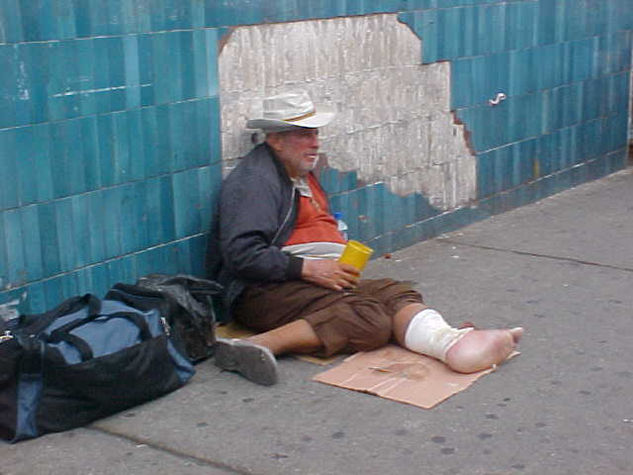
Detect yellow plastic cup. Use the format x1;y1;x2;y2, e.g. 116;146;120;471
338;240;374;271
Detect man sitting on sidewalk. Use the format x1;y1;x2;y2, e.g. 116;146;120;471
206;90;523;386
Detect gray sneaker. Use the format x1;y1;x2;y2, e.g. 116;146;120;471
214;338;279;386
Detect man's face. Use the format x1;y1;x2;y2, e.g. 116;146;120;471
267;128;320;178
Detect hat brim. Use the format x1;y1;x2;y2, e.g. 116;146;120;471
246;104;336;131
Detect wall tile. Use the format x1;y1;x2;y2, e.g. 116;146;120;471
169;102;187;171
537;0;555;45
72;0;91;37
118;181;143;254
192;30;210;98
151;33;174;104
0;216;6;290
461;6;476;57
88;261;110;298
508;49;531;97
106;256;137;286
200;96;221;164
143;176;176;246
154;104;174;172
367;233;390;260
0;45;17;129
70;194;90;268
346;189;362;240
42;276;64;310
418;10;439;63
139;244;179;276
175;238;193;274
392;223;415;251
92;38;112;113
451;58;471;108
77;117;100;190
1;0;23;43
55;197;77;272
51;119;88;198
37;202;61;276
102;186;123;258
198;162;222;230
138;34;155;106
204;2;235;29
353;187;370;242
74;267;91;296
18;0;41;41
123;36;141;109
140;107;160;176
111;111;133;184
3;209;26;285
189;235;208;276
319;167;339;194
55;0;77;40
518;139;536;183
0;129;18;210
179;32;195;101
401;0;436;9
128;111;147;181
414;193;438;222
18;205;44;282
59;273;79;303
46;42;77;122
108;38;126;111
95;114;113;187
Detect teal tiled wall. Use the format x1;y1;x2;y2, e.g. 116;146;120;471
400;0;631;203
1;7;222;312
1;0;632;312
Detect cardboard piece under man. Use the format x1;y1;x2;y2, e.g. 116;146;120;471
207;90;523;385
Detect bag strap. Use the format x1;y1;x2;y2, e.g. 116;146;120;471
46;311;153;362
19;294;101;336
14;295;101;375
105;284;172;314
53;333;94;361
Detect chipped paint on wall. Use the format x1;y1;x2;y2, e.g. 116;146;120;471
219;14;476;210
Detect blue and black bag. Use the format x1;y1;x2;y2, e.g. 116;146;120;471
0;294;194;442
105;274;222;363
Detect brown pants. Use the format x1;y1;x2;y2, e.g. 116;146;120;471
233;279;424;356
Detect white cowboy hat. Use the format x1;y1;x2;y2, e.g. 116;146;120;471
246;90;336;131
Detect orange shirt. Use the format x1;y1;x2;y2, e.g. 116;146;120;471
284;174;346;246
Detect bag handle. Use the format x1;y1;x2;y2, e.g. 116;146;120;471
20;294;101;335
16;295;103;374
46;311;153;362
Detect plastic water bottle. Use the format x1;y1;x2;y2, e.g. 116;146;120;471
333;211;348;240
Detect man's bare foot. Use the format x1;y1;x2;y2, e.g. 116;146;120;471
444;327;524;373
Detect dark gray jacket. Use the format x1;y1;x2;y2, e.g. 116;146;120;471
206;143;304;320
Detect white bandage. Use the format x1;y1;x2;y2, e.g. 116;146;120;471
404;309;473;362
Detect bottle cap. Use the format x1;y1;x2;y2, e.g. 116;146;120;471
333;211;342;220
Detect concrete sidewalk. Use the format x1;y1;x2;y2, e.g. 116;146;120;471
3;168;633;475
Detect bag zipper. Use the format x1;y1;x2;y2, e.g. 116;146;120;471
160;317;171;337
0;330;14;343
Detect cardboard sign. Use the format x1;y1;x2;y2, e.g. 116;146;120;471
313;345;518;409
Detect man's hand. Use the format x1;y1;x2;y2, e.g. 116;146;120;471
301;259;360;291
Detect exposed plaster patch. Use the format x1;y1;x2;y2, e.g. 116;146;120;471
219;14;476;210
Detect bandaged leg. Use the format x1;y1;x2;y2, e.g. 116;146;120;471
403;309;473;362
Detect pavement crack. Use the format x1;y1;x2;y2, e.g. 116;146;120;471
438;239;633;273
86;426;256;475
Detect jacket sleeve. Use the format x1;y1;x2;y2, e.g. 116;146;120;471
218;167;303;282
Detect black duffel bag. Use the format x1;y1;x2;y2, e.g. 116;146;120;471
105;274;222;363
0;294;194;442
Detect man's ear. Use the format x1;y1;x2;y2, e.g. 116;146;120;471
265;132;282;152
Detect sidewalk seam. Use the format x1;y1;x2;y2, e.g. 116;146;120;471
438;239;633;273
85;426;257;475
